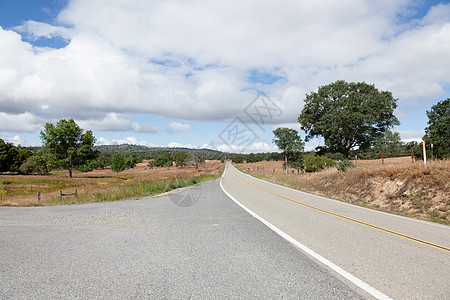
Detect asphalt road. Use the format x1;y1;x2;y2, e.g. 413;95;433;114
1;177;363;299
221;163;450;300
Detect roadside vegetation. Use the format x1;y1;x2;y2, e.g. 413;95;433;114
0;161;222;206
48;174;218;206
236;158;449;225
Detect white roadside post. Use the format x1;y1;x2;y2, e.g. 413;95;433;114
422;141;427;165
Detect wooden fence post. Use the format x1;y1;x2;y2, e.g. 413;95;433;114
38;192;40;204
59;190;62;200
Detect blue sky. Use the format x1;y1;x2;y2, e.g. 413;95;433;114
0;0;449;153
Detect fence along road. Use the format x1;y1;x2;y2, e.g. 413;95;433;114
221;162;450;300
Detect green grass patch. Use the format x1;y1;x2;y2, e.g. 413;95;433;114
66;174;218;205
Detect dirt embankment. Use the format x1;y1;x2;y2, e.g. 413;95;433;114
236;158;449;224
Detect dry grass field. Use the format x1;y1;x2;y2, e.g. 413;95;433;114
236;157;449;224
0;160;223;206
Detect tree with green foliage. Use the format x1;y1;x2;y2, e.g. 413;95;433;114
125;153;139;169
19;154;48;175
298;80;399;159
153;154;172;168
231;154;245;163
0;139;32;173
173;151;188;167
303;153;335;173
40;119;99;178
423;98;449;159
272;127;304;175
360;130;403;158
111;153;126;177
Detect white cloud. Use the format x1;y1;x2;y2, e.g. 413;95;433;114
14;21;73;41
77;113;131;131
131;122;160;133
167;141;198;149
397;130;424;143
0;112;43;132
0;0;449;138
203;141;277;154
0;135;40;147
166;122;191;134
96;136;158;147
273;123;302;132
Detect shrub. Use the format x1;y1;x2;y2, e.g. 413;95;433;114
304;153;336;172
19;155;48;175
337;159;354;172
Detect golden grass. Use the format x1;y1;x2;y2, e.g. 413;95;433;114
0;161;223;206
240;158;449;225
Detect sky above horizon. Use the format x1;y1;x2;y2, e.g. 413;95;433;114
0;0;449;153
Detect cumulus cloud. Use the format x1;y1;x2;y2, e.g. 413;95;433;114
14;20;73;41
131;122;160;133
397;130;424;143
0;112;43;132
77;113;131;131
166;122;191;134
0;0;449;137
203;141;278;154
0;135;40;147
167;141;198;149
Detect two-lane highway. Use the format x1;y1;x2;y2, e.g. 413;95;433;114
1;175;363;299
221;162;449;299
1;163;447;299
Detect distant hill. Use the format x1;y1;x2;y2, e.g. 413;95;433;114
20;144;222;154
93;144;222;154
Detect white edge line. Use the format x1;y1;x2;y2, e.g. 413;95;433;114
233;164;448;229
220;163;391;300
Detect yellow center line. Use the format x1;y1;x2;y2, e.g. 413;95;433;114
231;169;450;253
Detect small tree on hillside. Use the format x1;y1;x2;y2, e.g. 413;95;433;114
174;151;188;167
111;153;125;177
125;153;139;169
40;119;99;178
273;127;304;175
188;150;205;172
423;98;449;159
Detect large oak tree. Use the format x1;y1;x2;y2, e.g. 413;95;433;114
298;80;399;159
40;119;98;178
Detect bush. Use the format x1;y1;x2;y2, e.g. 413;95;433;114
304;153;336;172
19;155;48;175
337;159;354;172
